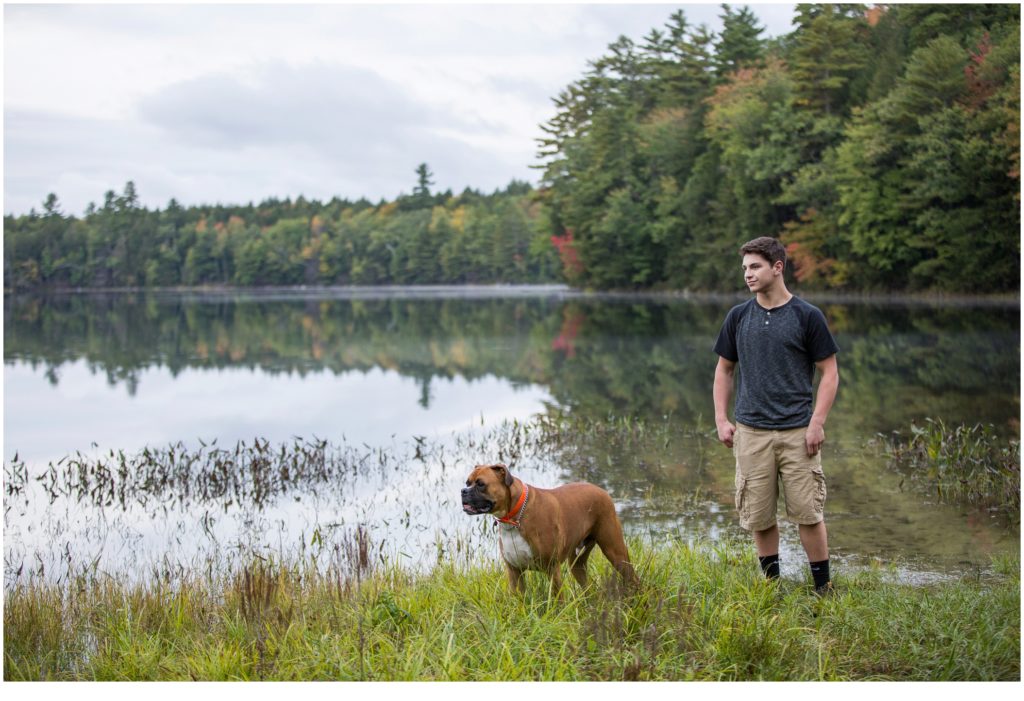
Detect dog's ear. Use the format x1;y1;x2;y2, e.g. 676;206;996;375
490;463;513;487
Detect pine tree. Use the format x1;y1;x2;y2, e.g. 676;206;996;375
413;163;434;207
715;4;766;77
790;4;870;116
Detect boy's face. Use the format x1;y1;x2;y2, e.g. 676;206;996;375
742;253;782;294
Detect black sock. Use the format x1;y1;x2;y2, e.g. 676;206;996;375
810;559;831;589
759;553;780;580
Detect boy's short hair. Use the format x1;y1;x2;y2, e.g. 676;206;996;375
740;237;787;269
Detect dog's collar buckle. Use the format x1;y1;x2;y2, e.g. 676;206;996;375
495;483;529;529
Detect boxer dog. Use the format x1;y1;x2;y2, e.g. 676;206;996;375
461;463;638;594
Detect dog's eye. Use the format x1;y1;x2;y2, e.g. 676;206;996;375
476;480;485;488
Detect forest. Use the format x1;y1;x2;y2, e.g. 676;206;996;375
3;4;1019;294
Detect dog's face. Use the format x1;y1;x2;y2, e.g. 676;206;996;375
461;464;512;516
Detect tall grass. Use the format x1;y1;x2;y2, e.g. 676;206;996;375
883;419;1020;517
5;539;1018;681
3;412;700;512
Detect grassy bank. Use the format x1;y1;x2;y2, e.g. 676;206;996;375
4;539;1019;681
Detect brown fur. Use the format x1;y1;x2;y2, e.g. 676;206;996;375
464;464;639;594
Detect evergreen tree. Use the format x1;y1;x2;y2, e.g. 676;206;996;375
662;11;717;109
413;163;434;207
715;4;766;76
790;3;870;116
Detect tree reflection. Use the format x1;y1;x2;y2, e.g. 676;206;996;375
4;292;1019;432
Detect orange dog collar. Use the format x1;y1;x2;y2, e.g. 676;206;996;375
496;483;530;528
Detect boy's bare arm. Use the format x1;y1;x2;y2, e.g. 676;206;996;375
714;357;737;447
806;354;839;456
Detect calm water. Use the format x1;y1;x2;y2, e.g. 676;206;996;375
3;288;1020;585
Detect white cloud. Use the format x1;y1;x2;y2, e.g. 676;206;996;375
4;2;795;215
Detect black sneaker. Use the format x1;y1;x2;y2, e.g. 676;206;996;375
814;581;835;598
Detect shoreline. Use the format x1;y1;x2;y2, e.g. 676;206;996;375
4;283;1020;307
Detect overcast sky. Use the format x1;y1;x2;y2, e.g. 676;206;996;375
4;1;796;216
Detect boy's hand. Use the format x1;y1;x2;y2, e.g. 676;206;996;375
717;420;736;448
806;422;825;456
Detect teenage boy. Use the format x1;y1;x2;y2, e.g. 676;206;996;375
712;237;840;595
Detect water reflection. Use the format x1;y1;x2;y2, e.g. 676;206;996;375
3;289;1020;585
3;360;554;465
5;290;1018;433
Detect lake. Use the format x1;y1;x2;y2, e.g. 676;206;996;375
3;287;1020;587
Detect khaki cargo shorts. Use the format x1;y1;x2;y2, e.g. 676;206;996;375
733;423;827;531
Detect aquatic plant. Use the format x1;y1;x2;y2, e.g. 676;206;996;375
883;419;1020;518
4;413;696;513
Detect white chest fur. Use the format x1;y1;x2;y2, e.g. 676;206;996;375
498;524;536;569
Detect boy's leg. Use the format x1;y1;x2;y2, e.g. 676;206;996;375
800;522;831;593
755;525;781;579
779;427;832;592
798;521;828;561
754;524;780;556
734;424;782;580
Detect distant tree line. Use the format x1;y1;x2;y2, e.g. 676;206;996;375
537;3;1019;292
3;4;1020;294
3;171;559;289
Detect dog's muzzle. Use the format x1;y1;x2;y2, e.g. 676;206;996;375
461;487;494;515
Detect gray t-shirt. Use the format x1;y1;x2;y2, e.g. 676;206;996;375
713;296;839;430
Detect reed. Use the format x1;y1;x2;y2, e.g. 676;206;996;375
13;414;1017;522
4;538;1018;681
883;419;1020;517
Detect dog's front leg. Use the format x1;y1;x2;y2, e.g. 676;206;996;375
506;565;525;594
545;563;565;602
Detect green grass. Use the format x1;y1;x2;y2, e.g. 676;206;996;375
883;419;1020;518
5;539;1019;681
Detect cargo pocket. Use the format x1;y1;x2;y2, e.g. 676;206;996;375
811;467;827;513
734;474;749;522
